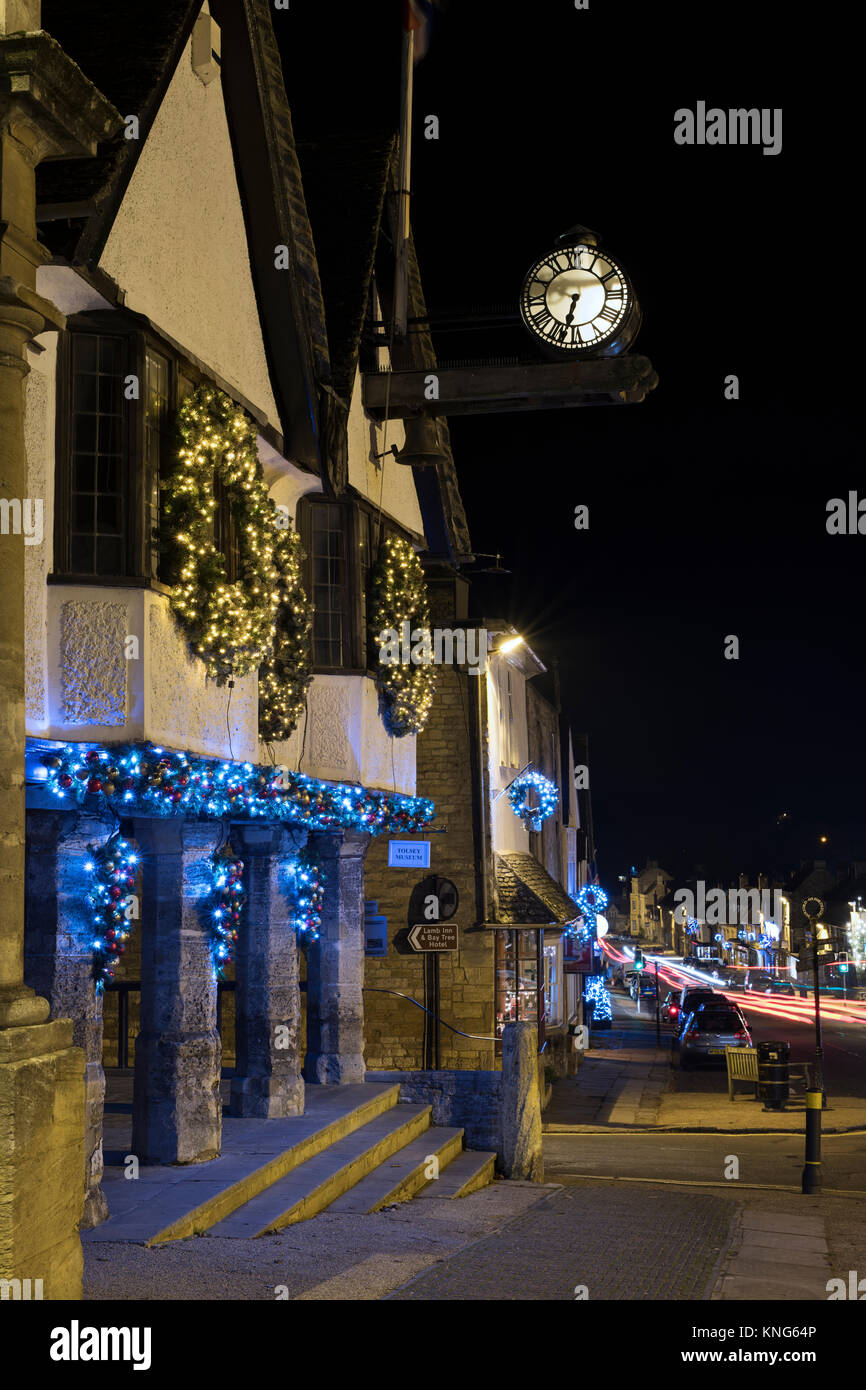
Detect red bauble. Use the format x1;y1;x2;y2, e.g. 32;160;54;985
87;778;102;793
59;774;73;788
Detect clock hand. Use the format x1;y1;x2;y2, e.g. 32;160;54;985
564;292;581;326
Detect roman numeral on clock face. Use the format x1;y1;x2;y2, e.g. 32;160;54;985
597;303;619;326
531;305;554;332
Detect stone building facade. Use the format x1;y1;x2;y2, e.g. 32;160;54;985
6;0;468;1283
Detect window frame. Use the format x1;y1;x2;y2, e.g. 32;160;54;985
298;494;416;677
52;314;211;589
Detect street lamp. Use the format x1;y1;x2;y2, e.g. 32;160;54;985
802;896;826;1107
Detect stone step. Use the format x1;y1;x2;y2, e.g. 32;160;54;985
83;1082;401;1246
415;1149;497;1199
328;1127;465;1214
206;1103;434;1237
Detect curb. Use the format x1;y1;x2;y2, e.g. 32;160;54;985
544;1125;866;1136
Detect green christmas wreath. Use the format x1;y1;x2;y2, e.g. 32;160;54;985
162;385;312;739
368;534;435;737
163;385;280;681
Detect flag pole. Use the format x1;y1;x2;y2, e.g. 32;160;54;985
394;17;414;337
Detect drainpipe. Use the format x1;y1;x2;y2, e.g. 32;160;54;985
476;659;490;925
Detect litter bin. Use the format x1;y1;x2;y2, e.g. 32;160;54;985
757;1039;790;1110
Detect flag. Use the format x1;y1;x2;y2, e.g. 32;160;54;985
403;0;439;62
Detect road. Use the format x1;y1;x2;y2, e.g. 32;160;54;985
618;948;866;1098
544;1131;866;1193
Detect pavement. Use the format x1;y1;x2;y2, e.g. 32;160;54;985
79;992;866;1301
83;1180;554;1301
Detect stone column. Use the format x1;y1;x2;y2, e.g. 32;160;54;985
303;831;369;1084
230;823;305;1118
131;820;222;1163
1;9;120;1296
499;1021;544;1181
24;808;110;1227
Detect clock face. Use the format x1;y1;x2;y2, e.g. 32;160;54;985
520;244;631;354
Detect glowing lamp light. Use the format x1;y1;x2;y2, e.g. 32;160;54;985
498;635;523;655
595;914;609;938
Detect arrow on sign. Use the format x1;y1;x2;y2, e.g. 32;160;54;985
408;923;458;952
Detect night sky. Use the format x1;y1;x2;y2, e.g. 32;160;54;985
279;3;860;887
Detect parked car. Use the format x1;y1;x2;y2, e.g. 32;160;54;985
661;990;682;1025
678;985;720;1017
622;970;638;993
692;957;724;975
673;1002;752;1069
763;977;795;996
744;970;774;992
630;974;657;1002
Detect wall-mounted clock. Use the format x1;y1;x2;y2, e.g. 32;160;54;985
519;225;641;357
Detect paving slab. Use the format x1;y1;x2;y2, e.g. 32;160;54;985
740;1211;825;1235
738;1230;828;1255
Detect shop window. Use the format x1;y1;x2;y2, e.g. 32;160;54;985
544;938;563;1026
495;929;544;1037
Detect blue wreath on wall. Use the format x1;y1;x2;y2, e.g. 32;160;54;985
507;770;559;832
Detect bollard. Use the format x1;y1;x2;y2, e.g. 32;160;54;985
801;1088;822;1194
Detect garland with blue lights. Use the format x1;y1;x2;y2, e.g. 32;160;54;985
209;847;245;976
286;849;325;940
85;832;140;990
507;770;559;832
43;743;434;834
584;973;613;1025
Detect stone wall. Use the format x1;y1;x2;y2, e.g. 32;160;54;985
363;571;497;1071
366;1068;502;1152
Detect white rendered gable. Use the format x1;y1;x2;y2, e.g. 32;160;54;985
98;6;280;429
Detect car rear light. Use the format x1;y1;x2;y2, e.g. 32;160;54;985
734;1030;749;1041
670;1005;679;1015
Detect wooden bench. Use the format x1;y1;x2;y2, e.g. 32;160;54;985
726;1046;759;1100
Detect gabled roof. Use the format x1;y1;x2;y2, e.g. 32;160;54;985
37;0;327;470
294;130;395;403
495;852;580;927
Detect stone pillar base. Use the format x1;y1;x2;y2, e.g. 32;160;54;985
303;1050;366;1086
0;1019;84;1299
230;1072;304;1119
303;831;368;1087
81;1059;108;1228
500;1021;544;1182
133;1031;221;1165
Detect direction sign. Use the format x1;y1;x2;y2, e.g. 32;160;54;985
408;923;459;952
